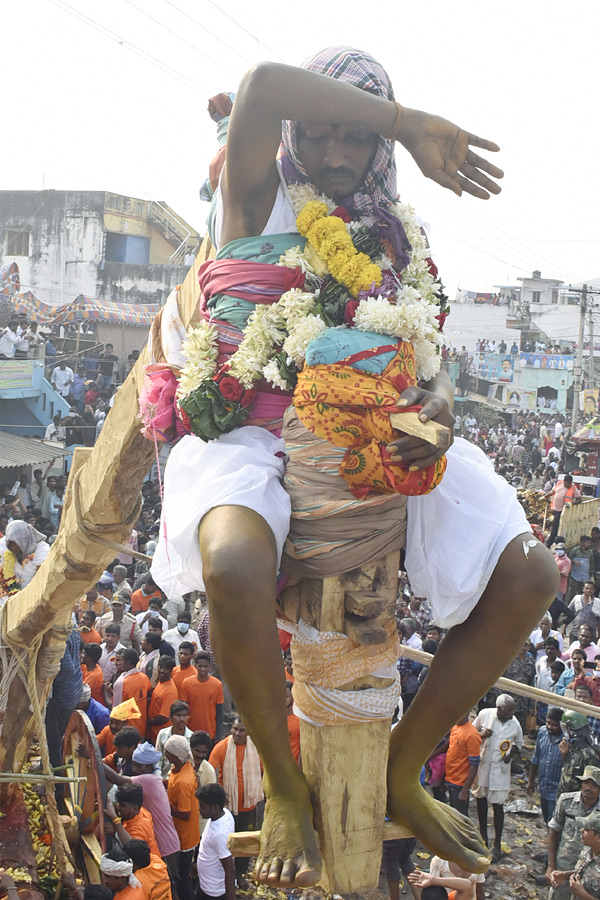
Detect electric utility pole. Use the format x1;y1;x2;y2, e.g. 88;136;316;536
589;302;595;389
572;284;587;431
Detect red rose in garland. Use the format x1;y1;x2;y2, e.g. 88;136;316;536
216;374;244;402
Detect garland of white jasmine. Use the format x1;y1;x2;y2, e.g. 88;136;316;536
176;190;446;432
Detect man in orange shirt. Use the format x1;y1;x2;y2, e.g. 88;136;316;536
147;656;179;744
113;649;151;739
131;577;163;614
286;681;301;765
79;610;103;644
171;642;198;696
209;719;263;888
100;848;145;900
165;735;201;900
106;782;161;857
126;839;173;900
81;643;107;706
180;652;223;740
444;713;482;817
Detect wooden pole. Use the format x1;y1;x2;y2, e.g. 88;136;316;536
0;247;208;777
399;645;600;718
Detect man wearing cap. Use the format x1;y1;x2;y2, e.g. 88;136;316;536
547;765;600;897
103;741;181;886
558;711;600;797
98;699;142;758
97;597;143;653
113;565;133;603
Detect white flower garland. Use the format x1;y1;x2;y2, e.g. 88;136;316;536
177;190;445;403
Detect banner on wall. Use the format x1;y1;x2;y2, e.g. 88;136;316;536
474;352;514;382
581;389;600;415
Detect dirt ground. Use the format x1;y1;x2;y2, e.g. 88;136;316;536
236;732;550;900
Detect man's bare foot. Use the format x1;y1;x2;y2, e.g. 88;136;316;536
387;778;490;874
254;774;321;887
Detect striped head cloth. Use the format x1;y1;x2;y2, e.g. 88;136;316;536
279;46;411;270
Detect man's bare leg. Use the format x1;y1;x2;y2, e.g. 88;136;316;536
199;505;321;887
387;534;558;873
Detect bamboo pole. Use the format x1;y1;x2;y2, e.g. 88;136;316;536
399;644;600;719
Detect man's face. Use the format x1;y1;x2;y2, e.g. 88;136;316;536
584;584;595;598
580;628;593;648
111;603;124;619
115;799;137;820
47;477;57;491
199;800;218;821
497;702;515;723
581;779;600;807
148;624;162;636
109;718;124;735
575;687;593;704
157;663;171;683
573;653;586;671
105;632;119;651
544;642;558;663
196;659;211;680
231;721;247;745
582;539;592;551
297;123;379;200
178;648;193;667
81;613;94;629
114;653;124;674
171;709;189;730
141;637;152;655
192;743;210;767
546;717;562;736
426;628;440;643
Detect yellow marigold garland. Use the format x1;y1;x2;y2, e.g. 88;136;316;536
296;201;383;298
0;548;20;596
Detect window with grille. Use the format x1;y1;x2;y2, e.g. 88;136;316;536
107;195;121;211
133;200;144;216
6;230;30;256
122;198;131;213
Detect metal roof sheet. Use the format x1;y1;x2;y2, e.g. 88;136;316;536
0;431;70;470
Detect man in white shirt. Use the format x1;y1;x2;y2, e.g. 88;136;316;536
196;783;235;900
472;695;523;861
99;624;125;681
50;361;74;398
26;323;44;358
162;612;198;653
44;414;65;442
0;321;21;358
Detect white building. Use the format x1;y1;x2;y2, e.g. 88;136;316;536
0;190;200;306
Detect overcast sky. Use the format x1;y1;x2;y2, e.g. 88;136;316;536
5;0;600;301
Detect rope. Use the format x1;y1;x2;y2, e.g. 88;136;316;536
0;603;75;882
71;468;152;562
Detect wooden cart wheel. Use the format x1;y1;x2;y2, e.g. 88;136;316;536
62;710;107;883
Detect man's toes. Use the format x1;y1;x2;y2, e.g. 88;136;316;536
258;860;271;883
279;858;298;884
253;858;264;880
267;858;284;884
295;862;321;887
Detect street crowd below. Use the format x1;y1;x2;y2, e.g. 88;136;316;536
3;345;600;898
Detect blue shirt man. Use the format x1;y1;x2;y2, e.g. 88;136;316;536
528;708;564;823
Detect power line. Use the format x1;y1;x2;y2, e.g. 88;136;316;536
426;196;578;284
47;0;211;98
120;0;244;82
159;0;254;67
425;191;579;283
202;0;286;63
